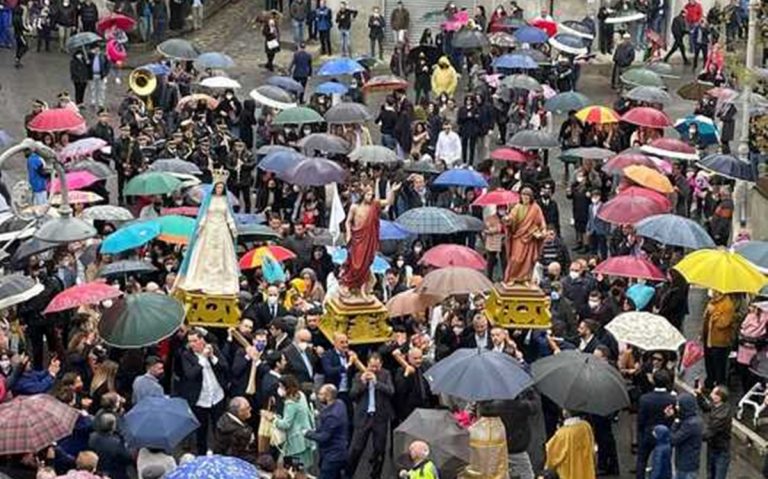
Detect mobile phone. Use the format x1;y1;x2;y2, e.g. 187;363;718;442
693;378;701;390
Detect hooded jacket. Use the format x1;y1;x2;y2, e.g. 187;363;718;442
650;425;672;479
431;57;458;97
670;394;703;473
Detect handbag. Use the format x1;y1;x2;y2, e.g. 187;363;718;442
681;339;704;369
266;39;280;51
258;397;276;453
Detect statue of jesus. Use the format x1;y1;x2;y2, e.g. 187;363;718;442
503;186;546;284
340;181;400;300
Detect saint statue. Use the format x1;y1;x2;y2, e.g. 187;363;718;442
340;182;400;299
175;169;240;296
503;186;546;283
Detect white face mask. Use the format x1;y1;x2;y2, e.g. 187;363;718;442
569;271;580;280
267;296;278;306
277;386;286;397
588;300;600;309
0;359;10;372
298;341;309;352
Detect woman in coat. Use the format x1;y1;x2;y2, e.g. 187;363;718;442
272;375;315;469
262;18;280;72
457;95;481;165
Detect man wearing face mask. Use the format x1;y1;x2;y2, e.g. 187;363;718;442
245;285;287;330
561;261;594;317
586;189;609;259
537;185;560;235
283;328;318;392
139;195;164;219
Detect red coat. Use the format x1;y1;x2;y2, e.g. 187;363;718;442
684;1;703;24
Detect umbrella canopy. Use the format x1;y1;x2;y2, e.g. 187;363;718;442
603;152;658;174
635;214;715;249
598;187;671;224
59;137;108;161
605;10;646;23
394;409;470;476
621;68;665;88
49;190;104;205
380;220;412;240
256;144;295;156
362;75;409;92
176;93;219;111
140;62;172;76
606;312;685;352
249;86;296;110
433;169;488;188
157;38;200;60
624;85;671;104
185;184;239;207
161;206;199;217
544;91;592;113
194;51;235;70
514;25;548;43
623;164;674;193
258;150;306;174
101;222;161;254
151;215;196;244
148;158;203;176
426;348;533;400
239;245;297;269
472;189;520;206
558;20;595;39
318;57;365;75
675;115;720;145
420;244;486;270
199;76;241;89
490;147;529;162
324;102;373;124
677;81;714;101
403;160;441;175
99;293;185;348
315;81;349;95
532;350;630;415
452;29;490;49
548;33;588;55
266;75;304;93
594;255;666;281
646;61;677;78
124;172;182;196
297;133;352;154
698;153;756;182
561;147;615;161
500;74;542;91
44;282;122;314
166;455;260;479
237;223;281;241
10;237;57;265
576;106;619;124
96;13;135;33
387;289;443;318
123;396;200;451
620;107;672;128
508;129;559;149
349;145;401;165
49;171;99;193
0;395;79;455
0;274;44;310
66;32;101;52
278;157;348;186
674;249;767;293
273;106;325;126
641;137;699;161
734;241;768;271
395;207;465;234
416;266;494;296
494;53;538;70
330;248;390;274
99;260;158;278
27;108;85;132
67;159;115;179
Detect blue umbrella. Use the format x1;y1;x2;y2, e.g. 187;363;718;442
101;222;161;254
194;52;235;70
514;26;548;44
267;75;304;93
315;81;349;95
544;91;592;113
317;57;365;76
122;396;199;451
675;115;720;145
734;241;768;271
380;220;412;240
634;213;715;249
234;213;266;225
493;53;538;70
140;63;171;76
698;153;756;181
425;348;533;401
166;455;260;479
433;169;489;188
330;247;391;274
257;150;305;174
626;284;656;310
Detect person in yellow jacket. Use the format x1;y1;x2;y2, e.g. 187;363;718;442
702;290;736;389
399;441;440;479
431;56;458;98
545;412;597;479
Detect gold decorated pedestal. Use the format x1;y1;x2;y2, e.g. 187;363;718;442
174;290;240;328
319;295;392;345
485;283;551;330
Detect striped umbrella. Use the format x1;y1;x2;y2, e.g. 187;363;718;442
575;106;619;124
0;395;79;454
239;245;297;269
395;207;465;235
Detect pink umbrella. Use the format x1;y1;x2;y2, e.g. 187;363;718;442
442;11;469;31
649;157;673;174
49;171;100;193
59;137;108;161
594;255;666;281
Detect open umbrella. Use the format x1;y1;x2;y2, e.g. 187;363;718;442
594;255;666;281
124;172;182;197
514;25;548;44
49;171;99;194
278;157;348;186
297;133;352;155
0;395;79;454
508;129;559;149
433;169;488;188
560;147;615;161
675;115;720;145
493;53;539;70
185;184;239;207
249;86;296;110
256;144;295;156
605;10;648;24
544;91;592;113
99;293;185;348
258;150;306;174
621;68;665;88
101;222;161;254
576;106;619;124
453;29;490;49
140;62;172;76
151;215;196;245
386;289;443;318
157;38;200;60
426;348;533;400
606;312;685;352
395;207;465;234
0;274;44;310
559;20;595;39
488;31;518;47
148;158;203;176
161;206;199;217
362;75;409;92
641;138;698;161
623;165;674;193
598;187;671;224
677;81;714;101
273;107;325;126
620;107;672;128
99;260;158;278
96;13;135;33
318;57;365;76
490;147;529;162
532;350;630;415
27;108;85;132
548;33;588;55
199;76;241;89
472;189;519;206
194;51;235;70
403;160;441;175
635;214;715;249
49;191;103;205
416;267;494;296
420;244;486;270
176;93;219;111
349;145;400;165
324;102;373;124
675;249;767;294
10;237;57;265
734;241;768;272
500;74;542;91
44;282;122;314
239;245;297;269
68;159;115;179
266;75;304;93
315;81;349;96
698;153;756;181
408;44;441;64
123;396;200;451
66;32;101;52
624;85;671;104
645;61;677;79
394;409;470;476
166;455;260;479
603;153;658;174
59;137;108;161
237;224;281;241
380;220;412;240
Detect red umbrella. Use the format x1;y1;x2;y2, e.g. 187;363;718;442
419;244;487;270
44;282;122;314
531;18;557;37
594;255;666;281
362;75;409;92
598;187;671;224
49;171;100;193
641;137;698;161
27;108;85;132
472;189;520;206
620;107;672;129
490;147;529;163
96;13;136;34
161;206;200;217
0;394;80;454
603;152;659;175
240;245;297;269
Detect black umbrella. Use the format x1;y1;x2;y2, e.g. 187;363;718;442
403;160;441;175
624;85;671;104
508;129;559;149
531;350;630;415
98;260;159;278
452;29;490;50
157;39;201;60
0;274;44;310
408;45;440;66
561;147;616;160
311;228;346;247
559;20;595;40
324;102;373;124
459;215;484;232
698;153;756;182
297;133;352;155
237;224;281;241
11;237;58;265
394;409;470;476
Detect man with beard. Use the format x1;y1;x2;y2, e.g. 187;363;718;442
132;356;165;404
306;384;349;478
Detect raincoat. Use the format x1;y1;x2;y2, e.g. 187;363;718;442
431;56;458;97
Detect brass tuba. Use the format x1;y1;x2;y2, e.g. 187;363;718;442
129;67;157;109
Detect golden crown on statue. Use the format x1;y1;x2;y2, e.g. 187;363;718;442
212;167;230;185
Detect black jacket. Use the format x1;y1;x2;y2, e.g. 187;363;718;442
79;2;98;26
88;432;132;479
70;53;90;83
479;390;538;453
243;301;287;330
698;395;732;451
637;389;676;444
671;15;687;39
336;9;356;29
283;343;318;385
393;366;433;423
175;348;229;406
349;369;395;425
214;412;258;462
613;41;635;68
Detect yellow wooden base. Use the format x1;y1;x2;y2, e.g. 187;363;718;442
319;296;392;345
173;289;240;328
485;283;551;330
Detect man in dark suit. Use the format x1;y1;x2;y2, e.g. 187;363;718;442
175;329;229;455
244;285;287;329
321;333;358;425
289;43;312;101
577;319;602;354
346;353;395;479
379;268;407;302
393;347;433;425
305;384;349;478
461;313;493;349
256;351;286;412
283;328;318;392
636;370;676;479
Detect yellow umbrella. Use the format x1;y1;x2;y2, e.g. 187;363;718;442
673;249;767;294
623;165;674;194
575;106;619;124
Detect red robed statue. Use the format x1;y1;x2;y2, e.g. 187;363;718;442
504;186;546;283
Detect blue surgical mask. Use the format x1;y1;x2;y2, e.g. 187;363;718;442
550;291;560;301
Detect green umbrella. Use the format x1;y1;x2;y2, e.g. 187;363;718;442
237;224;281;241
273;107;325;126
620;68;665;88
124;172;183;197
152;215;196;244
98;293;185;348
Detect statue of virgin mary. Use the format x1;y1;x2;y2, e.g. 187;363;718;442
175;169;240;296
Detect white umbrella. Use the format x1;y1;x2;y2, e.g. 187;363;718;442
199;76;242;89
605;312;686;352
249;87;297;110
605;11;646;24
81;205;134;222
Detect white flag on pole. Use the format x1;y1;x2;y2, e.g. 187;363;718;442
329;182;346;244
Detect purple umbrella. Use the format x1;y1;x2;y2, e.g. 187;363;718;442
277;157;348;186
